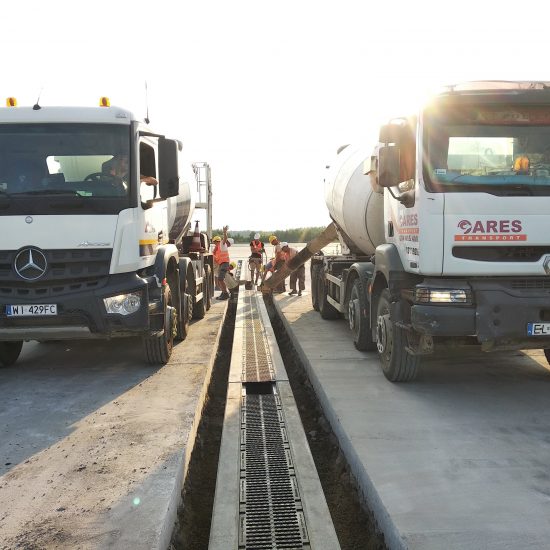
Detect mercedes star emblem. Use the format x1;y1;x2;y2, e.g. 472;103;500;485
14;247;48;281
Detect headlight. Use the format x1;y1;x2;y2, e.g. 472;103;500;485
104;292;142;315
414;288;473;305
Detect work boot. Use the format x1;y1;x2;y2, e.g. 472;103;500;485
216;292;229;300
288;290;297;295
298;291;302;296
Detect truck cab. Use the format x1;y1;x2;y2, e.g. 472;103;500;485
373;81;550;377
0;100;212;367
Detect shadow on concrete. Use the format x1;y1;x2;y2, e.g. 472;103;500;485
0;334;170;476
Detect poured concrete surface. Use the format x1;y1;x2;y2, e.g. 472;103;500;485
274;290;550;550
0;302;227;550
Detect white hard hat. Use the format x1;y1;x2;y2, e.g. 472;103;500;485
254;233;260;240
281;242;288;248
227;237;234;245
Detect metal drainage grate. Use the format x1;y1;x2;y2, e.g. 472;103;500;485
242;291;274;382
239;393;309;549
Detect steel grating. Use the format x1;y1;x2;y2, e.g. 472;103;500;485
241;291;274;382
239;393;310;549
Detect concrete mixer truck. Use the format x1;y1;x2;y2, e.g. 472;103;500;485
312;81;550;381
0;99;214;367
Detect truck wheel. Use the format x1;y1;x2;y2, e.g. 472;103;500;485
318;271;339;320
144;284;176;365
193;274;206;319
176;291;191;341
204;265;212;311
311;264;321;311
375;289;419;382
0;341;23;367
349;278;376;351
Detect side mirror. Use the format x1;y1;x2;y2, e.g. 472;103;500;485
379;124;404;144
158;138;179;199
378;146;401;188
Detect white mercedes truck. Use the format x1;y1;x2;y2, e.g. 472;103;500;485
313;81;550;381
0;99;213;367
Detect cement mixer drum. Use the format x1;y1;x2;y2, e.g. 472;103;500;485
167;157;196;242
324;145;385;255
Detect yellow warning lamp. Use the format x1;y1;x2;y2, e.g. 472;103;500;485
6;97;17;107
99;97;110;107
514;156;529;173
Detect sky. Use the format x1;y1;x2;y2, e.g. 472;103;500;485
2;0;550;231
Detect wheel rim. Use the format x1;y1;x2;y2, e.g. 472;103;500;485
349;283;358;331
376;314;392;356
348;298;358;332
376;295;392;359
167;305;177;340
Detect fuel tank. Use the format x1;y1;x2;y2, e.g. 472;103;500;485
324;144;385;255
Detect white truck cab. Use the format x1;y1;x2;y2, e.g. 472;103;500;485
0;100;213;367
316;81;550;381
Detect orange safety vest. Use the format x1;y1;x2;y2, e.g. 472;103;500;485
250;240;263;254
213;242;230;265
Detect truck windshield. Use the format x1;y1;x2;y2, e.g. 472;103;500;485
0;123;131;214
423;104;550;196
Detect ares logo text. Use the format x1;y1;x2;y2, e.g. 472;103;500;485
455;219;527;241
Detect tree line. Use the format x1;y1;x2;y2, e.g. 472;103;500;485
211;227;331;244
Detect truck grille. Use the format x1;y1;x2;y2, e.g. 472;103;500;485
511;279;550;290
453;246;550;262
0;249;112;296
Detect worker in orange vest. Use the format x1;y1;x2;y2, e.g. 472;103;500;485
281;243;305;296
212;225;231;300
248;233;264;285
261;236;286;292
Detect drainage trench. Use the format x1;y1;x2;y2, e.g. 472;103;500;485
210;289;340;550
239;292;308;549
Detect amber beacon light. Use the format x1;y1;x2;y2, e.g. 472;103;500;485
6;97;17;107
99;97;110;107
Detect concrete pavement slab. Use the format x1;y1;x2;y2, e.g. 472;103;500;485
274;291;550;550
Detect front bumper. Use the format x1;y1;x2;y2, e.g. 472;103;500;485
0;273;152;341
411;278;550;351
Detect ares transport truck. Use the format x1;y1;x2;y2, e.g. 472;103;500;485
312;81;550;381
0;100;213;367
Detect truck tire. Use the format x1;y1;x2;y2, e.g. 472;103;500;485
349;278;376;351
176;291;191;341
318;271;339;320
375;289;419;382
144;284;176;365
0;341;23;367
193;274;206;319
204;265;212;311
311;264;321;311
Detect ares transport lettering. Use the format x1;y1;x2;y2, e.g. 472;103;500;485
454;219;527;241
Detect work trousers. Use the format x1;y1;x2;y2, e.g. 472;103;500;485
289;264;305;291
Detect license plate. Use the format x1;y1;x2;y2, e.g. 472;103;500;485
527;323;550;336
6;304;58;316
